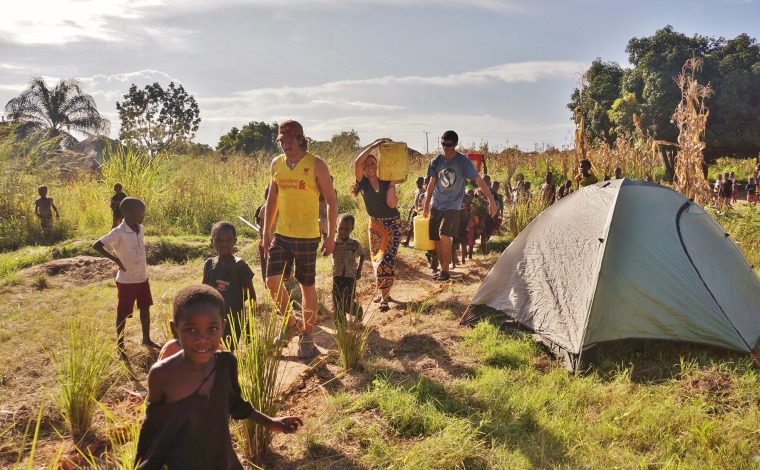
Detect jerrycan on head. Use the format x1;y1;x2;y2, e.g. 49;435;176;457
377;142;408;182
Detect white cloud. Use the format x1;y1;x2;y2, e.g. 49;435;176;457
199;60;582;112
194;60;580;149
235;0;522;12
0;0;522;45
0;0;164;44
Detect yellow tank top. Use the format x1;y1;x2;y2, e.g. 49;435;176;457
272;152;320;238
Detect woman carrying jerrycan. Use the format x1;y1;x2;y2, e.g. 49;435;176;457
352;138;407;312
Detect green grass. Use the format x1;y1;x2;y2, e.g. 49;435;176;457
320;322;760;469
49;318;122;440
233;299;291;463
0;246;52;278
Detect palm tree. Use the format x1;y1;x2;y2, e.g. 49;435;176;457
4;77;110;148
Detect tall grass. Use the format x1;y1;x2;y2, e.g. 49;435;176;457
99;146;168;212
49;318;121;439
233;299;290;462
507;197;545;237
332;294;373;372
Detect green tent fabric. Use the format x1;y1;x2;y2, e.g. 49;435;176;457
460;179;760;371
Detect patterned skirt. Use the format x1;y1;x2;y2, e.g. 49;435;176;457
368;216;402;290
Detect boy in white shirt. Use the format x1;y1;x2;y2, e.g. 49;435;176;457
93;197;159;356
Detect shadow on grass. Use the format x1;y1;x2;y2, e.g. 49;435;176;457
264;443;363;470
583;339;755;383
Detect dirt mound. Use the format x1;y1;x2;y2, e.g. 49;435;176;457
68;136;123;169
23;256;115;284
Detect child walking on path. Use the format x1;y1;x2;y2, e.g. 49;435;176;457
135;285;301;469
465;202;478;260
34;185;59;240
331;214;367;322
202;221;256;345
93;197;159;355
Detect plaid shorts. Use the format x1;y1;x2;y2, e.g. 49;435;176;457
266;234;320;286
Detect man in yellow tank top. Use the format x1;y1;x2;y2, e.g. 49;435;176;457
262;120;337;359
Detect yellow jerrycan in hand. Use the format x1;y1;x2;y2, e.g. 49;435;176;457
413;215;435;251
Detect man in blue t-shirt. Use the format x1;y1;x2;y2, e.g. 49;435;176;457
423;130;496;281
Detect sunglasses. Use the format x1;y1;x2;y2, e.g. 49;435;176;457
441;141;455;148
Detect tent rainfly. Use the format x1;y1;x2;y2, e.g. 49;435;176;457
460;178;760;371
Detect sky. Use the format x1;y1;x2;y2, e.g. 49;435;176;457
1;0;758;153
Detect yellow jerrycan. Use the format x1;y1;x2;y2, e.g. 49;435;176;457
413;215;435;251
377;142;408;182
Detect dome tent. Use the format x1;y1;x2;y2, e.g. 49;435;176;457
460;178;760;372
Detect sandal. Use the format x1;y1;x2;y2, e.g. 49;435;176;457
435;271;451;281
379;300;390;312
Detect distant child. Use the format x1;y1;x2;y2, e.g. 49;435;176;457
466;203;478;260
576;159;598;188
135;285;302;469
110;183;127;228
746;177;757;207
34;185;59;240
557;180;572;200
202;221;256;345
452;187;473;267
720;172;733;211
402;176;426;247
331;214;367;320
539;171;555;208
729;171;738;203
93;197;159;354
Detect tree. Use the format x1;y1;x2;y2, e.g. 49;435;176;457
568;59;624;145
623;27;712;147
572;26;760;176
329;130;361;152
4;77;109;149
216;121;278;156
701;33;760;158
116;82;200;156
310;129;361;158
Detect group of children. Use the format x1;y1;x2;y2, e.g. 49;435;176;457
92;189;312;468
88;182;380;467
712;170;758;211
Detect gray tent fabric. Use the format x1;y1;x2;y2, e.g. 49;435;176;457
461;179;760;371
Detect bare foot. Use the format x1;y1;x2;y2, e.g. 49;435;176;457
142;339;161;349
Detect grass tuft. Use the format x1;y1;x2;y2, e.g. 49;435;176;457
464;321;538;369
49;318;121;440
332;293;372;372
233;297;289;462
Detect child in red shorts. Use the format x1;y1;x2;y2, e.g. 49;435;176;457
93;197;159;356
